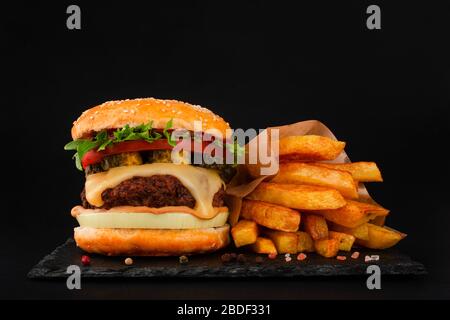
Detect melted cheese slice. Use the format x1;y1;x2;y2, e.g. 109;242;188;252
75;210;229;229
85;163;224;219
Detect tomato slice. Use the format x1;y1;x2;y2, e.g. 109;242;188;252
81;140;174;169
81;138;233;169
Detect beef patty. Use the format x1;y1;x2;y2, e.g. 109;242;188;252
81;175;225;209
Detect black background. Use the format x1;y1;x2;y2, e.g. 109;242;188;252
1;1;449;300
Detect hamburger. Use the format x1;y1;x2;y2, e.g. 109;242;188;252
65;98;237;256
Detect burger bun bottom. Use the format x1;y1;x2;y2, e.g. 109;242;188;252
74;225;230;256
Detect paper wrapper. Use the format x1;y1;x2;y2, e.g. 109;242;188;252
225;120;380;226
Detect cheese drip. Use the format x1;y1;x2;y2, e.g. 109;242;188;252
85;163;224;219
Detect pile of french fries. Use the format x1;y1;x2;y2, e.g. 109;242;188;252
231;135;406;258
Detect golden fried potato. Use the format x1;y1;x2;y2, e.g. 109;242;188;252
231;220;259;247
370;216;386;226
314;238;340;258
251;237;277;254
297;231;315;253
241;200;301;232
329;231;355;251
246;182;346;210
262;229;298;254
303;214;329;240
314;200;389;228
313;162;383;182
356;224;406;249
330;222;369;240
271;162;358;199
279;135;345;162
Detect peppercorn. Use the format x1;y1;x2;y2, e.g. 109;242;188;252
179;255;189;264
81;255;90;266
237;253;247;263
221;253;232;263
255;256;264;264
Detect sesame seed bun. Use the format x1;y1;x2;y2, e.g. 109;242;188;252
71;98;231;140
74;225;230;256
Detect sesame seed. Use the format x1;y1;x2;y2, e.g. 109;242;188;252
336;256;347;261
124;257;133;265
351;252;360;259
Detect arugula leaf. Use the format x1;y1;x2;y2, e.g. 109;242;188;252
65;120;183;170
77;140;98;158
124;132;144;141
113;124;133;142
97;138;113;151
95;130;108;141
152;131;162;140
74;153;82;171
66;139;98;170
95;130;113;151
163;119;177;147
64;140;83;150
134;121;153;133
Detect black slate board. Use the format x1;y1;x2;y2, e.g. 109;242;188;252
28;238;426;279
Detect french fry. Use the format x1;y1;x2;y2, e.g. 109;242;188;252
370;216;386;226
356;224;406;249
330;222;369;240
246;182;346;210
251;237;277;254
262;229;298;254
297;231;315;253
314;200;389;228
231;220;259;247
241;199;301;232
314;238;340;258
303;214;329;240
313;162;383;182
270;162;358;199
279;135;346;162
329;231;355;251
